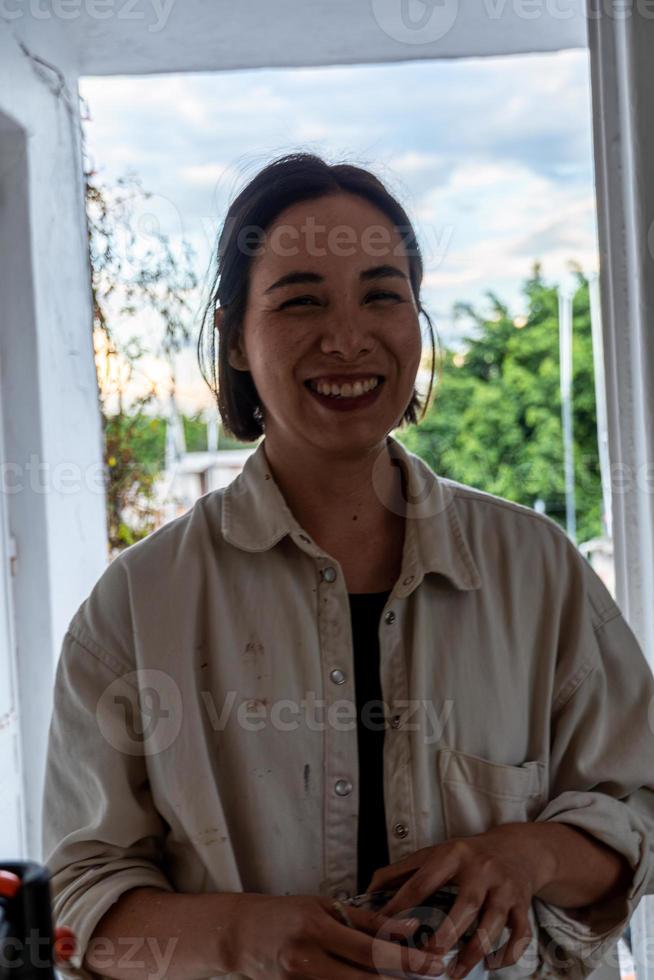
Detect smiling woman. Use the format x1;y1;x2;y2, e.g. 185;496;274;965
42;152;654;980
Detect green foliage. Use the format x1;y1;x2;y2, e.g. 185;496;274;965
216;427;257;451
104;412;165;549
183;412;208;452
397;263;603;544
83;113;199;555
101;408;255;549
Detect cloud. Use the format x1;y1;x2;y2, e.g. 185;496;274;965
179;162;240;187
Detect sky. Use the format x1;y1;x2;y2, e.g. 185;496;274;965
80;47;598;415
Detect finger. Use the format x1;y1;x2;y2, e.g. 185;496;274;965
428;887;487;958
484;907;532;971
443;903;509;978
375;849;459;920
324;915;445;978
367;852;427;894
321;906;421;952
343;905;422;943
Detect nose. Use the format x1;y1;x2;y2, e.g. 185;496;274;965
319;307;374;360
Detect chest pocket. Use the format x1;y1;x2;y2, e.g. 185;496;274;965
437;747;547;840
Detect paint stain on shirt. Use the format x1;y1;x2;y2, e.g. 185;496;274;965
244;633;264;659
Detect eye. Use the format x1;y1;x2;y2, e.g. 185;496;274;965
278;295;319;310
366;290;403;302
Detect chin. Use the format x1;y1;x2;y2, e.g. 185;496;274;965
313;427;391;454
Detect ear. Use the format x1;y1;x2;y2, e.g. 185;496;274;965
227;343;249;372
215;306;250;372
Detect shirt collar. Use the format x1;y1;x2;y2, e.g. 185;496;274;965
221;435;481;594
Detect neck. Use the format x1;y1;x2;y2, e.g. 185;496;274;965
261;434;406;546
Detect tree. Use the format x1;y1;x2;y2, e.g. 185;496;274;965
397;262;603;544
83;102;199;554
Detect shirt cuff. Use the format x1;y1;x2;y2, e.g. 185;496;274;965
530;790;651;978
50;863;175;979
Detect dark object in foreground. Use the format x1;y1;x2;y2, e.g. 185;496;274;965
0;861;75;979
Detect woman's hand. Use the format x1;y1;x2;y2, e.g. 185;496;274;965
228;892;447;980
364;824;556;978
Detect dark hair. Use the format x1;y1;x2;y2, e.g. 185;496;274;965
197;152;438;442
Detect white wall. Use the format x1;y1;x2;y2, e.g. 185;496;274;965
0;19;108;860
588;12;654;979
64;0;587;76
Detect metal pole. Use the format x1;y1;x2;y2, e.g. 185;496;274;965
588;274;613;540
558;288;576;543
206;410;219;453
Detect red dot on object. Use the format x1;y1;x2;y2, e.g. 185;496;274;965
0;871;21;899
54;926;77;962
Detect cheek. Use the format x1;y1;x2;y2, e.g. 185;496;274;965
390;319;423;374
246;328;302;396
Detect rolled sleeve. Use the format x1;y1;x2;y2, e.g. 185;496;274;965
41;625;174;979
531;571;654;979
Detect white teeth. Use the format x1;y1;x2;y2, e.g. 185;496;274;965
309;376;380;398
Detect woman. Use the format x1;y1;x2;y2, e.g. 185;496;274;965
42;153;654;980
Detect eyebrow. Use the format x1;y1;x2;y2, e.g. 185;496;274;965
262;264;409;295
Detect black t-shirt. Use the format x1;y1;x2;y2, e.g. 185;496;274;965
348;590;392;895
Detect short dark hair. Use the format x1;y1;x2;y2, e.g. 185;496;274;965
197;152;438;442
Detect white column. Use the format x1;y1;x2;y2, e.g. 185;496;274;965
587;7;654;978
0;22;108;860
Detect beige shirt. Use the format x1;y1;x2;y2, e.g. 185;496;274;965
42;434;654;980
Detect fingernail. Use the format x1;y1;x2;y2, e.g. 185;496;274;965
399;917;420;928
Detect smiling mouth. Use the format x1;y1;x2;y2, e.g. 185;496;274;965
303;375;385;399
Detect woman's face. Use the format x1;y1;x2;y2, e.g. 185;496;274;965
226;191;423;459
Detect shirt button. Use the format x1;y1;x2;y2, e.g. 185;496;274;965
330;668;346;685
322;566;337;583
334;778;353;796
384;610;396;625
390;714;401;729
402;575;415;586
333;889;350;901
393;822;409;839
